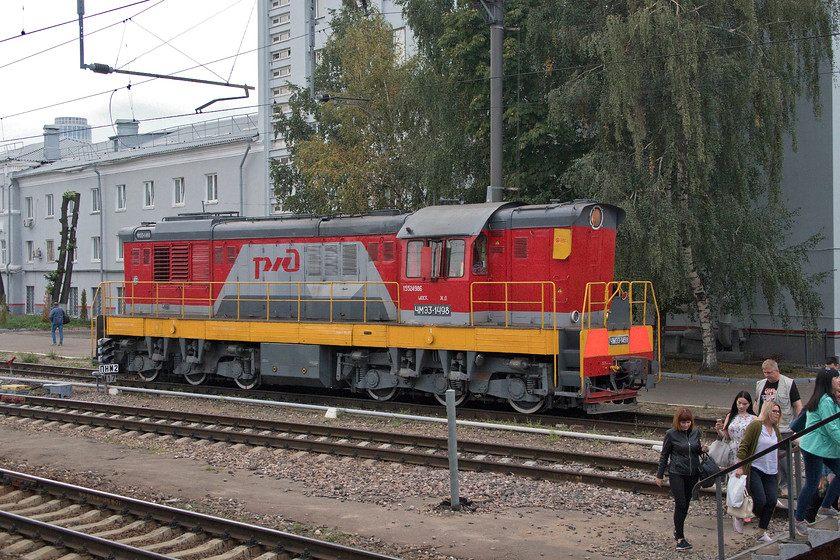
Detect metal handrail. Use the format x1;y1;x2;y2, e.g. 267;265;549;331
697;409;840;560
98;280;401;324
469;281;557;329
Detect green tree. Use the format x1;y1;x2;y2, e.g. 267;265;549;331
272;4;427;213
399;0;586;203
545;0;836;369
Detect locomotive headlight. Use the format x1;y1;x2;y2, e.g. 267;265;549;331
589;206;603;229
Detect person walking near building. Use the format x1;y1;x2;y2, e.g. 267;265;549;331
793;367;840;536
736;401;783;542
754;359;803;496
655;407;706;551
49;302;66;346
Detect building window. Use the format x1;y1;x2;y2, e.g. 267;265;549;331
393;27;407;62
116;184;126;211
26;240;34;262
315;0;326;18
91;187;101;213
278;102;291;114
273;31;290;43
205;174;218;204
278;12;290;24
1;187;4;211
278;48;291;60
0;239;6;265
173;177;185;206
46;194;54;218
46;239;55;262
117;237;124;261
279;0;289;6
25;197;33;218
143;181;155;208
277;65;291;77
92;236;101;262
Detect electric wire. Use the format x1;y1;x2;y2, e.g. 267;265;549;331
0;0;153;44
1;7;839;146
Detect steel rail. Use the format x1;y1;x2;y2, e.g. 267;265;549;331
0;468;402;560
1;399;667;495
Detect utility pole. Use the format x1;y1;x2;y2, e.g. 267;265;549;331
473;0;505;202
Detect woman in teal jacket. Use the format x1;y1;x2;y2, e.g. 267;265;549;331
793;368;840;536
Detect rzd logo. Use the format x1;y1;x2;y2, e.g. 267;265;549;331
253;249;300;277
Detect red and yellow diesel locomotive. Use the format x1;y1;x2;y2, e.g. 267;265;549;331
95;199;660;414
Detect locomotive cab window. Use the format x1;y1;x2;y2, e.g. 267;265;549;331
405;239;465;279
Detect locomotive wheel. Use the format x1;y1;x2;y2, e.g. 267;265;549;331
138;369;159;382
507;397;546;415
184;371;207;386
434;390;468;407
366;387;399;401
235;375;259;390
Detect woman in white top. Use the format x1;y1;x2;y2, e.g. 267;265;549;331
736;401;782;542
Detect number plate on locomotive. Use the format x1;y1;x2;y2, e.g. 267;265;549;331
414;304;451;316
98;364;119;373
609;335;630;346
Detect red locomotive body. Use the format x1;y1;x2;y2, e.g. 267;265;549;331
97;200;659;413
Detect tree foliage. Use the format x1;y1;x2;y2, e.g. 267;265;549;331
271;0;837;369
546;0;837;368
272;4;427;213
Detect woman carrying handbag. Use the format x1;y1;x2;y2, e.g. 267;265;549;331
736;401;783;542
655;407;707;551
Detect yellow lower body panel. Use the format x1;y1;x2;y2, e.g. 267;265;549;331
105;318;559;355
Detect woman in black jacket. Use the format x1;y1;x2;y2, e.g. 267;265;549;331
656;407;705;551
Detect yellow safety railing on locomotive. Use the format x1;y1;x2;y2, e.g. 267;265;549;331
469;281;558;329
96;280;401;323
580;281;661;390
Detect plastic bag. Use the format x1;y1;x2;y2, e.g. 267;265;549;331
726;472;747;508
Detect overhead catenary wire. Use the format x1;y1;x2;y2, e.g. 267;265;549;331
1;9;838;146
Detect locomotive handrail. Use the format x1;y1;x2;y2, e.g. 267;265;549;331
97;280;401;324
580;281;662;397
468;281;558;330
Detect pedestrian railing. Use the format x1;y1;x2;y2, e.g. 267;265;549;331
697;409;840;560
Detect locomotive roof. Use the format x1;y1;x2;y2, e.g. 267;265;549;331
118;210;408;242
119;200;626;243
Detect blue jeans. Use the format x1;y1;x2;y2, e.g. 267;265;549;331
795;449;840;522
750;468;778;530
51;322;63;345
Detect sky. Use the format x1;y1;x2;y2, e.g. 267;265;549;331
0;0;258;146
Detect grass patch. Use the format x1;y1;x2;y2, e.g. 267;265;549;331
0;314;91;330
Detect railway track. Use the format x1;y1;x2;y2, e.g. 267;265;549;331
1;396;668;495
0;467;400;560
3;362;719;435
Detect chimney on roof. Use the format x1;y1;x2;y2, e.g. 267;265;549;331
111;119;140;152
115;119;139;136
43;124;60;162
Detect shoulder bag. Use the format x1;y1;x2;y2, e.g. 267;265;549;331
698;452;721;488
708;439;731;468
